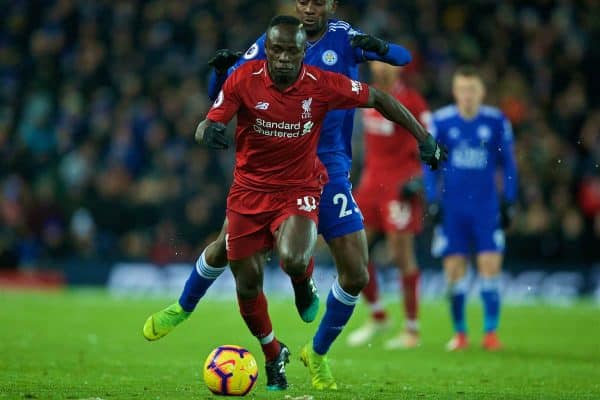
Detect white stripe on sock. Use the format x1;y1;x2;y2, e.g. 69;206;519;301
406;319;419;332
449;275;469;294
332;279;359;306
195;250;226;279
480;276;501;291
259;331;275;345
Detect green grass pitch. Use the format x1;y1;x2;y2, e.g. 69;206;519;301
1;289;598;399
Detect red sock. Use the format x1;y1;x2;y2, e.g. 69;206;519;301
363;262;379;303
282;257;314;284
402;270;420;323
363;262;387;321
238;291;280;361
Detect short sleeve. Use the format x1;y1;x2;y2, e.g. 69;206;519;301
321;71;370;111
206;72;242;124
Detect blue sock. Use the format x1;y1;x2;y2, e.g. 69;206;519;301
449;277;468;334
480;276;501;333
178;250;225;312
313;279;358;355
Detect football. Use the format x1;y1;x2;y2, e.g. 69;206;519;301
203;345;259;396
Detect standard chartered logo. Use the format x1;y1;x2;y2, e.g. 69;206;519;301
252;118;314;138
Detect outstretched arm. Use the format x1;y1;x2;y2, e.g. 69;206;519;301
350;34;412;66
206;49;243;100
363;86;428;143
362;86;447;169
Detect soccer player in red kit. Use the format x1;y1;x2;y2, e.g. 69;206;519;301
348;62;431;349
194;16;446;390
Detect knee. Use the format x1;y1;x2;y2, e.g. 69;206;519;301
205;237;228;267
234;274;261;299
445;265;466;283
279;248;310;277
338;260;369;295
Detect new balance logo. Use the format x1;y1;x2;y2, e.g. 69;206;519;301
255;101;270;110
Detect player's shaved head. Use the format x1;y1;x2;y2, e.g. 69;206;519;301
265;16;307;90
266;15;307;46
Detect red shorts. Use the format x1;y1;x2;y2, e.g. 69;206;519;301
226;188;321;260
354;179;423;234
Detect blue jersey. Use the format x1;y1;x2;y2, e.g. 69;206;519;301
424;105;518;214
208;19;411;178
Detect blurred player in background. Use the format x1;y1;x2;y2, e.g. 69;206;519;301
347;62;430;350
144;0;439;391
425;66;518;351
194;16;443;391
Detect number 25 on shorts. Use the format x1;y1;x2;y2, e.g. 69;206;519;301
333;193;359;218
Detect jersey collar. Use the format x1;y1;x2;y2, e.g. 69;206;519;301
262;60;308;93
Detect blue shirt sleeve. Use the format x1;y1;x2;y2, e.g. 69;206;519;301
345;25;411;66
207;34;267;101
208;71;228;101
498;116;518;203
359;42;412;66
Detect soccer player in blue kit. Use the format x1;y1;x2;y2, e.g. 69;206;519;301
143;0;445;390
425;66;518;351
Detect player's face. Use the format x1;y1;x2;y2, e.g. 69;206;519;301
452;75;485;114
369;61;399;88
295;0;335;38
266;25;306;85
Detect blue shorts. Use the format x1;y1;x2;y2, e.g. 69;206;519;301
318;176;364;241
431;209;504;258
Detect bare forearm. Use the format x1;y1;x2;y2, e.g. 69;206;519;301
369;88;429;143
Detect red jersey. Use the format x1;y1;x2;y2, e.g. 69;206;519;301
361;81;430;182
207;60;370;194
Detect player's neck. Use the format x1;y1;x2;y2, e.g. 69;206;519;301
268;70;300;92
457;105;480;120
306;25;327;43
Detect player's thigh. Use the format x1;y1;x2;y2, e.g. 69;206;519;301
229;251;268;298
274;214;318;267
443;255;469;281
476;252;503;277
226;210;273;262
205;217;228;267
386;231;417;273
318;179;364;242
327;229;369;293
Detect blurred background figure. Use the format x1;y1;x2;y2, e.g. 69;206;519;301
348;62;430;350
425;66;518;351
